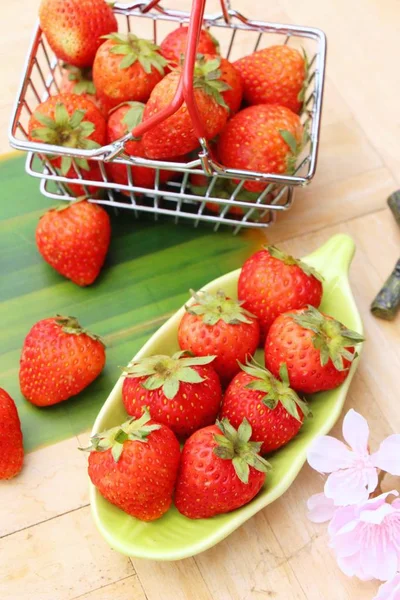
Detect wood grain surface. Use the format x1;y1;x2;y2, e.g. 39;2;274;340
1;1;400;599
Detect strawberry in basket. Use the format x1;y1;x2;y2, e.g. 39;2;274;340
235;45;307;114
93;33;168;109
160;26;220;70
39;0;117;68
106;102;182;194
28;93;106;196
60;65;112;117
142;55;234;159
217;104;306;193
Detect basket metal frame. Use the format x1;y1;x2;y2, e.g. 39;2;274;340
8;0;327;233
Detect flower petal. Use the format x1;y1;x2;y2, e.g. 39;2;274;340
360;502;395;525
360;539;399;582
371;434;400;476
307;436;354;473
337;552;370;580
342;409;370;455
324;467;372;506
374;574;400;600
328;504;358;536
306;493;336;523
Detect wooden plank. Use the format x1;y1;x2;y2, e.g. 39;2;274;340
0;507;134;600
131;558;214;600
70;576;147;600
0;436;88;537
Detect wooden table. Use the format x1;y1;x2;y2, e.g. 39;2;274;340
1;1;400;599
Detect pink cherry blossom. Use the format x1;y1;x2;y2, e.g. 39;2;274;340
307;409;400;506
307;493;336;523
373;573;400;599
328;491;400;582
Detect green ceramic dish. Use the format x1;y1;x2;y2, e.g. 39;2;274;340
90;233;363;561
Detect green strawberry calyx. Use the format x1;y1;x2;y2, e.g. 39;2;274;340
279;125;310;175
297;48;310;104
63;64;96;95
289;305;365;371
54;315;105;346
240;360;310;421
213;418;271;484
266;245;324;282
122;350;216;400
103;33;168;74
31;102;100;175
185;288;256;325
81;409;161;462
117;101;145;132
192;54;231;110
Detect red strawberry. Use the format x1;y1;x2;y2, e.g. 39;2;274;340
60;65;111;117
238;245;323;342
93;33;167;109
143;55;230;159
217;104;305;193
265;306;364;394
36;199;111;286
178;289;260;386
160;26;219;69
175;418;270;518
20;316;106;406
39;0;117;68
28;93;106;196
86;410;180;521
234;45;307;113
220;361;309;453
122;351;222;438
106;102;181;193
0;389;24;480
218;56;243;114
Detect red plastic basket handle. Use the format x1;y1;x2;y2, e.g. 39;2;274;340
131;0;208;140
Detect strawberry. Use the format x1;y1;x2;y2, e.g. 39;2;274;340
143;55;230;159
175;418;270;518
85;409;180;521
28;93;106;196
238;245;323;342
122;351;222;438
0;389;24;480
265;306;364;394
160;26;219;69
234;45;307;113
106;102;181;193
36;199;111;286
220;361;310;453
178;289;259;386
217;56;243;114
190;174;261;217
60;65;111;117
217;104;305;192
20;316;106;406
39;0;117;68
93;33;167;109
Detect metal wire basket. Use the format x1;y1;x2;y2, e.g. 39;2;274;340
8;0;326;233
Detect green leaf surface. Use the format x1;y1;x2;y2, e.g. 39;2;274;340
0;154;261;453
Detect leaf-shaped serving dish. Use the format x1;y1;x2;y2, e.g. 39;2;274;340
90;233;363;561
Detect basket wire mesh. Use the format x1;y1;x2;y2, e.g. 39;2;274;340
8;0;326;233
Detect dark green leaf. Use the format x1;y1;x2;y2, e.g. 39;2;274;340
69;109;86;129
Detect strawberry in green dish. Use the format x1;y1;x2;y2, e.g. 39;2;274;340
175;418;270;518
178;289;259;386
220;361;309;453
122;351;222;437
265;306;364;394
